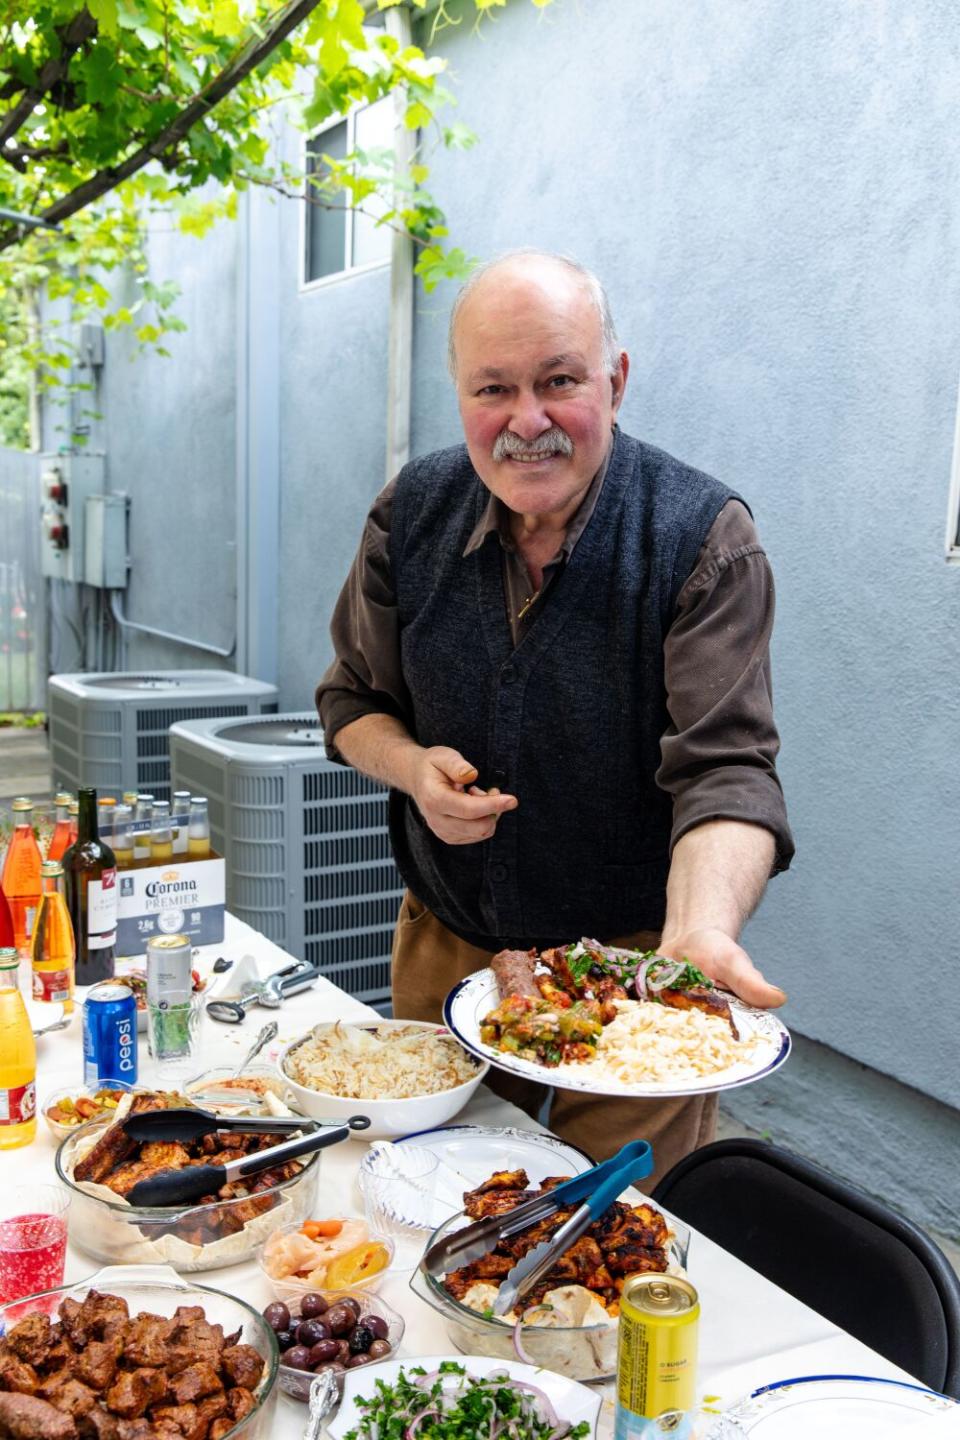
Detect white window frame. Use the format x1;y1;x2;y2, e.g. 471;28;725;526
299;102;393;295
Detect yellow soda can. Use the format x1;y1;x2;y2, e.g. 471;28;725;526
615;1273;700;1440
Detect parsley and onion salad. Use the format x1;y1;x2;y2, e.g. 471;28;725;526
565;940;712;1001
342;1361;590;1440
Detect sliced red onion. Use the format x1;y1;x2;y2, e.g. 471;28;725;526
512;1316;534;1364
405;1408;442;1440
648;960;685;993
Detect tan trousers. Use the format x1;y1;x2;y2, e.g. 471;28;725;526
391;891;717;1191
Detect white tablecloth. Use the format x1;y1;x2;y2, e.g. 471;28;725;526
10;913;923;1437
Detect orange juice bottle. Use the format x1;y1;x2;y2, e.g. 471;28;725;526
0;947;37;1148
47;792;74;862
1;798;43;959
68;799;79;847
31;860;75;1015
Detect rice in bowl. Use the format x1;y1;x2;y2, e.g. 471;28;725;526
283;1021;481;1100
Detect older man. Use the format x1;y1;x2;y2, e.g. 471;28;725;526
316;250;793;1183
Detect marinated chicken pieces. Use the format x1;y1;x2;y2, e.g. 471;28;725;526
0;1292;263;1440
445;1169;671;1312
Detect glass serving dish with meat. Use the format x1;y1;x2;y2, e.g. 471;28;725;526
410;1167;689;1382
481;939;740;1065
0;1263;279;1440
54;1093;320;1273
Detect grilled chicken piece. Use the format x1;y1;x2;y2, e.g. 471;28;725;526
473;1170;528;1194
73;1095;180;1184
659;985;739;1039
103;1142;193;1198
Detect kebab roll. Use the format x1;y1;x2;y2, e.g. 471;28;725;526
491;948;540;999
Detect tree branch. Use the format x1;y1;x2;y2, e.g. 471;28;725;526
0;0;323;252
0;8;97;150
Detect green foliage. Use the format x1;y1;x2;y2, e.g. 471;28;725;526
0;0;554;424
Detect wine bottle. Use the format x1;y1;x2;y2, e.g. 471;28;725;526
62;787;117;986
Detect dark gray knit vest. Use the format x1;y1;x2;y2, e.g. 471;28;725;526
388;427;739;952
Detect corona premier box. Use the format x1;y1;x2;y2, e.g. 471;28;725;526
116;852;225;956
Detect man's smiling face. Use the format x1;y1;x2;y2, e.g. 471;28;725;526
452;256;628;524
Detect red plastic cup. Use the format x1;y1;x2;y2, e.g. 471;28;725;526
0;1185;70;1303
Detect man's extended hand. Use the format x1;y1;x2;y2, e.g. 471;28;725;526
658;925;786;1009
413;747;518;846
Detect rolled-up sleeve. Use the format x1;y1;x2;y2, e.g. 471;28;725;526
657;500;795;873
315;479;413;762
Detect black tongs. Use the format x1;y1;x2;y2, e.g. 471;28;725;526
122;1106;312;1143
124;1115;371;1207
420;1138;654;1316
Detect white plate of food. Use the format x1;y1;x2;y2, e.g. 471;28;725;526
325;1354;602;1440
443;941;790;1098
711;1374;958;1436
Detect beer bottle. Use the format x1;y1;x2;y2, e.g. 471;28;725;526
0;947;36;1149
97;797;117;846
133;795;154;866
62;788;117;986
2;798;43;959
151;801;173;862
172;791;191;854
112;805;135;870
31;860;75;1014
48;792;74;862
187;797;210;860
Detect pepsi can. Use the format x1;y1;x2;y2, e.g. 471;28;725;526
83;982;138;1087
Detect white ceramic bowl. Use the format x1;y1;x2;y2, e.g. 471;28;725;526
276;1019;488;1140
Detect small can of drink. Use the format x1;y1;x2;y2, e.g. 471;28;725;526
145;934;196;1067
83;982;138;1087
614;1274;700;1440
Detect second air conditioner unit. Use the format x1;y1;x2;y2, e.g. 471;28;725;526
169;713;402;1008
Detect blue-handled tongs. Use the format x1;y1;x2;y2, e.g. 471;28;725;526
419;1137;654;1316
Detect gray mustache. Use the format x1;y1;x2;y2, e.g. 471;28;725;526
492;426;574;462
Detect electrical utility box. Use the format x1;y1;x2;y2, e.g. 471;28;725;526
84;493;128;588
40;453;106;583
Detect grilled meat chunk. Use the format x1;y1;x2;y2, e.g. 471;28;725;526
0;1357;38;1397
36;1377;97;1420
75;1339;122;1393
658;984;739;1039
491;949;540;1000
104;1368;166;1420
6;1313;55;1363
219;1346;263;1392
167;1363;223;1407
0;1391;78;1439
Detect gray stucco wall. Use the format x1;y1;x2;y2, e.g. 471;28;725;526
48;0;960;1230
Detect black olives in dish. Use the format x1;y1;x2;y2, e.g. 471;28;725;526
263;1301;291;1332
358;1314;388;1340
308;1339;340;1366
339;1296;362;1319
346;1352;375;1368
284;1345;313;1371
296;1318;330;1348
348;1325;375;1355
274;1329;296;1351
299;1292;328;1319
368;1338;391;1360
325;1303;355;1337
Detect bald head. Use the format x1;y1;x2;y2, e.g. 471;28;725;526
447;250;621;379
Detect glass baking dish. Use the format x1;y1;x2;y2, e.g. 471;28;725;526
0;1263;279;1439
55;1115;321;1272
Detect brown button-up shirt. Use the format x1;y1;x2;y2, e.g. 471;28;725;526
316;457;793;870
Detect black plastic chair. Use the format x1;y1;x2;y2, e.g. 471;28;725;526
652;1138;960;1399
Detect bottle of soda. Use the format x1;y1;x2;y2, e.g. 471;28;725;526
47;792;74;863
0;947;37;1149
187;797;211;860
31;860;75;1015
150;801;173;862
0;886;13;950
62;788;117;986
2;798;43;959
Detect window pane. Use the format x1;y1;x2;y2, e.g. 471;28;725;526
305;120;348;283
352;98;394;270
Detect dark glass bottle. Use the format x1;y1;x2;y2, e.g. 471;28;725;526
62;787;117;985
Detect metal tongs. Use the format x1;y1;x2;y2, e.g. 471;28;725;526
421;1137;654;1317
205;959;320;1023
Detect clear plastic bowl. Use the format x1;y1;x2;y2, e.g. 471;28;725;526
55;1114;321;1272
184;1066;291;1112
273;1289;405;1402
409;1207;690;1382
0;1263;279;1439
42;1081;147;1143
258;1220;395;1302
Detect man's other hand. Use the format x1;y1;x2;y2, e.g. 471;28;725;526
658;926;786;1009
413;748;518;845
